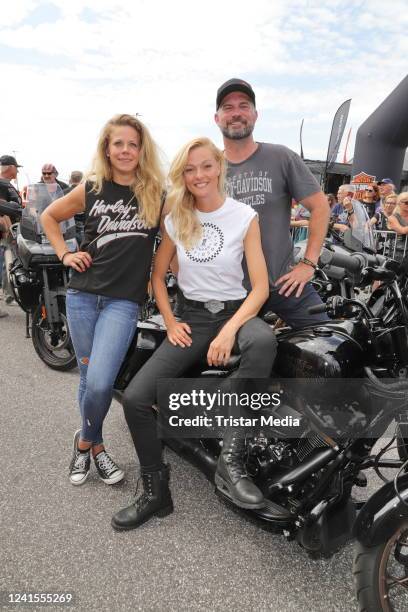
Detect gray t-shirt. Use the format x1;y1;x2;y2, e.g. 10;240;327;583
225;142;320;284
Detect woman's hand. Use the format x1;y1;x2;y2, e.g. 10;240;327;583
207;326;236;367
63;250;92;273
167;321;192;348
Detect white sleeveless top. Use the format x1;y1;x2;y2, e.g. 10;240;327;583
164;197;257;301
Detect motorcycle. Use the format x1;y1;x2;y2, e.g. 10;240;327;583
0;183;78;370
112;245;408;612
294;200;377;303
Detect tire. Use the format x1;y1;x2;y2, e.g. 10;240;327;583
353;518;408;611
31;297;77;371
397;437;408;463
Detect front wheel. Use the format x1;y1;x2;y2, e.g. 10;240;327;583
31;297;77;371
353;518;408;611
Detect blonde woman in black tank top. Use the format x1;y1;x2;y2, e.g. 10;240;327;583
41;114;164;488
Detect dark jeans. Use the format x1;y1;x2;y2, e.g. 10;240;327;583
123;303;277;471
262;282;329;329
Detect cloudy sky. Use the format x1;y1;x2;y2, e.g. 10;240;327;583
1;0;407;186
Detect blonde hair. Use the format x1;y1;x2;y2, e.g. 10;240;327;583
88;114;165;227
384;194;397;206
166;137;226;249
393;192;408;216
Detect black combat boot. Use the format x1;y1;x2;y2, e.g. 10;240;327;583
215;430;265;509
111;465;173;531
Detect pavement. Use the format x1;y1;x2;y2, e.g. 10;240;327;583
0;302;394;612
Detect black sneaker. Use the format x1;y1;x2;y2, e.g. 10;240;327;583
94;450;124;485
69;430;90;486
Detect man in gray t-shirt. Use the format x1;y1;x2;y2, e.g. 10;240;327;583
212;79;330;517
214;78;330;328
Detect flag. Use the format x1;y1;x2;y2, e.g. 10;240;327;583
325;99;351;170
299;118;304;160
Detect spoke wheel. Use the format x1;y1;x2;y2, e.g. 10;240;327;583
354;520;408;611
31;298;77;371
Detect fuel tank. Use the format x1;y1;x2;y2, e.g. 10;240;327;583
274;321;368;378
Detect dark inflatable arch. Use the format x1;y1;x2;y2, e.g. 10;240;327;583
351;74;408;189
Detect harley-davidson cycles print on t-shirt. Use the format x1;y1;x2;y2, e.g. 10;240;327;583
69;180;159;304
225;143;320;284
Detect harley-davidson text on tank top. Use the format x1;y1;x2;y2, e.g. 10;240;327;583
69;180;159;303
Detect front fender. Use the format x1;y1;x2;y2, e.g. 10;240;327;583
353;473;408;547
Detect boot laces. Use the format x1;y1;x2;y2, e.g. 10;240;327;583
133;473;154;510
224;440;248;480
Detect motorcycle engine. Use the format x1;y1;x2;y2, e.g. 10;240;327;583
246;430;331;479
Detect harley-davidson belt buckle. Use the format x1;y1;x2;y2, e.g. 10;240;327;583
204;299;225;314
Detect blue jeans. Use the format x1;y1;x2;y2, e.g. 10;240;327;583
66;289;139;444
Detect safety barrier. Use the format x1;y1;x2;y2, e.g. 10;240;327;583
291;225;408;261
290;226;309;244
373;230;408;260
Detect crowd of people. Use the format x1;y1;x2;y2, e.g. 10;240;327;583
0;161;84;317
0;77;406;533
291;179;408;253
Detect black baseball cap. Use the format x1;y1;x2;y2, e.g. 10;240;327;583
0;155;22;167
216;78;256;109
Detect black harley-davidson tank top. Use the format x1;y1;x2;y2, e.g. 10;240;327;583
69;180;159;303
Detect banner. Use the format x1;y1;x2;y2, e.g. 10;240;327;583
299;118;304;160
325;98;351;171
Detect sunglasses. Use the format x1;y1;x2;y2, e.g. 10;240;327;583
42;172;54;176
364;188;374;192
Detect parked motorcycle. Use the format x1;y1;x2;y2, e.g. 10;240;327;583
0;184;78;370
294;199;377;303
112;245;408;612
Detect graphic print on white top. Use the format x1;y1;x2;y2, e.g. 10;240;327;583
186;223;224;263
165;197;257;302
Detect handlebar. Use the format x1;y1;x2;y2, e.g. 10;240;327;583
319;248;366;273
319;248;385;274
308;295;373;319
308;304;328;315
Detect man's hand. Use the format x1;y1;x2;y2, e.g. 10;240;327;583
343;197;353;212
333;223;349;233
275;261;315;297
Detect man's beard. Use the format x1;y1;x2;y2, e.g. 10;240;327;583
220;122;255;140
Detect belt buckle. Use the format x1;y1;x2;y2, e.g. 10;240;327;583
204;299;224;314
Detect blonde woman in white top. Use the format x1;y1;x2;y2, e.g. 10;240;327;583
112;137;277;532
